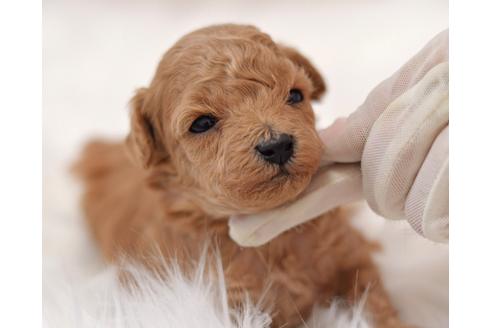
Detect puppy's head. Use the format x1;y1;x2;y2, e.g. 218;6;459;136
126;24;326;217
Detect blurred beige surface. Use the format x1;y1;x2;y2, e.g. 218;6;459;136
43;0;448;153
43;1;448;326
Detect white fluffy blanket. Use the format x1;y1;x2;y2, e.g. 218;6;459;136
43;247;373;328
43;165;448;327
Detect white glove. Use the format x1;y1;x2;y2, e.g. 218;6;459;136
229;30;449;246
321;30;449;242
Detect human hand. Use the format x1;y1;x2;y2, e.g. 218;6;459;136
229;30;449;246
320;30;449;242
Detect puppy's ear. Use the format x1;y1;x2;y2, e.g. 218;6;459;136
279;45;327;100
126;88;167;168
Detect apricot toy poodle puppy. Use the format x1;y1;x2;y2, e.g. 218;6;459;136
75;24;406;327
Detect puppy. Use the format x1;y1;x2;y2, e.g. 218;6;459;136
75;24;406;327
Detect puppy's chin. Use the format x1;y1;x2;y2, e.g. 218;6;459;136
251;171;312;210
215;159;321;216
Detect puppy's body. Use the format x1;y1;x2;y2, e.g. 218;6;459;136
75;25;405;327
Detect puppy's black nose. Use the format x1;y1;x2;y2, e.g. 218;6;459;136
256;133;294;165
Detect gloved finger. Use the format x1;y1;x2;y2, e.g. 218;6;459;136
362;62;449;219
229;164;362;247
406;126;449;242
322;30;449;164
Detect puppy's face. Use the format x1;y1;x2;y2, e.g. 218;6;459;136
127;25;326;217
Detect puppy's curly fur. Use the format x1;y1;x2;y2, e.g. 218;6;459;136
74;24;406;327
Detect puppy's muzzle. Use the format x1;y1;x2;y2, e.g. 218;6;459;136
255;133;294;165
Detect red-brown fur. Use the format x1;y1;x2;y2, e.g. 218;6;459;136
74;24;406;327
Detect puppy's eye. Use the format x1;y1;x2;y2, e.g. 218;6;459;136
287;89;304;105
189;115;217;133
